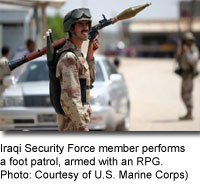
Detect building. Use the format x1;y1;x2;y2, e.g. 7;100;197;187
180;0;200;18
0;8;34;58
122;17;200;57
0;0;66;58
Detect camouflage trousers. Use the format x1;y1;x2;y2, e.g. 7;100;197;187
57;105;91;131
57;114;75;131
181;74;193;112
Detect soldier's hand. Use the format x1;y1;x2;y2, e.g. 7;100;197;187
87;34;99;60
92;39;99;51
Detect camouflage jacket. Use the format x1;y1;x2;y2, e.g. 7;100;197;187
56;39;96;131
176;44;199;72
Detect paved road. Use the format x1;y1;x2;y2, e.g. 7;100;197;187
118;58;200;131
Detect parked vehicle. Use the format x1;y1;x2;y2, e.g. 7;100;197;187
0;55;130;131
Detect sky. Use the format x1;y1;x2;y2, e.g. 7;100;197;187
55;0;192;21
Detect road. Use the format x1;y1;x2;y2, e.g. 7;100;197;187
118;58;200;131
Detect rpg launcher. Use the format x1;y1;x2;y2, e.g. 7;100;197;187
8;3;152;71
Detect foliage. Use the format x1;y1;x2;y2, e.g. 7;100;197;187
47;15;67;40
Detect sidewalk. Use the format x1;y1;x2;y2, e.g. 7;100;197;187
119;58;200;131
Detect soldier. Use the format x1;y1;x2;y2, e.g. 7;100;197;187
0;46;11;96
175;32;199;120
12;39;36;78
56;8;99;131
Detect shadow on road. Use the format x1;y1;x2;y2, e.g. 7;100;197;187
151;119;179;123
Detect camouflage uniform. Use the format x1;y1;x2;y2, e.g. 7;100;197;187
0;56;11;96
56;39;96;131
176;43;199;117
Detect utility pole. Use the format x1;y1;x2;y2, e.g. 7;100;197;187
189;0;196;32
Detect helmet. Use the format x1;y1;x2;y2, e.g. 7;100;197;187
63;8;92;33
183;32;195;41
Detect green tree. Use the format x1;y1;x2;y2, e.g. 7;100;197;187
47;15;67;40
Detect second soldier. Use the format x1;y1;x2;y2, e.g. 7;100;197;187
175;32;199;120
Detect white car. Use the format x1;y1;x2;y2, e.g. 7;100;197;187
0;55;130;131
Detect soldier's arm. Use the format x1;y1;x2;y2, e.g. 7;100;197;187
86;38;99;84
56;52;90;130
175;46;182;63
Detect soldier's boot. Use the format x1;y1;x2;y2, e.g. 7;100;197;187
179;111;193;120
